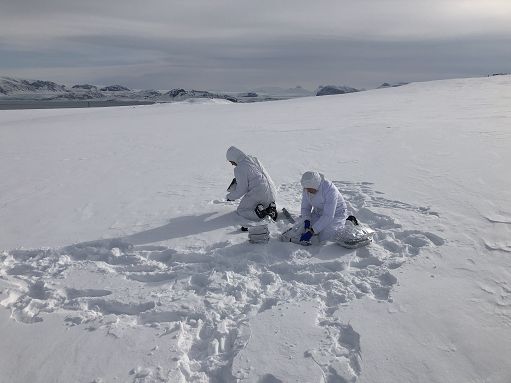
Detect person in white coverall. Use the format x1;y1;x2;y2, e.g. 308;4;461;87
225;146;278;221
299;171;348;243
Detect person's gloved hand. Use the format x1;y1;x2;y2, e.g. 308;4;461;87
300;229;313;242
227;178;237;192
304;220;311;230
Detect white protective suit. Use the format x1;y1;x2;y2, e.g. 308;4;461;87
300;171;348;242
226;146;277;220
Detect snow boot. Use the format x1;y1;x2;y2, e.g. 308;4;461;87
255;204;268;219
346;215;359;226
265;202;278;221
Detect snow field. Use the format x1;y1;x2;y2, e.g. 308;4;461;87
1;75;510;382
0;179;443;381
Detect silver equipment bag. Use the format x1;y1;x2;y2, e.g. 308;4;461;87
335;220;375;248
280;222;312;245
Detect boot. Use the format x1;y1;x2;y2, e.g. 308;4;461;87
265;202;278;221
346;215;359;226
254;204;268;219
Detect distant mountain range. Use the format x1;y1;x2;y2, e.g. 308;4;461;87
0;77;241;103
0;76;409;104
0;77;323;103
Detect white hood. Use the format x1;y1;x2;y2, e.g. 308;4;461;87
301;171;324;189
226;146;247;164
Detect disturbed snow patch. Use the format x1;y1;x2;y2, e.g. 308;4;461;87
0;181;443;381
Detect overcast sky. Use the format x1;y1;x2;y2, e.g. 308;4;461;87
1;0;510;91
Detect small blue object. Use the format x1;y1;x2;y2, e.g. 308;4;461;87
300;231;313;242
304;220;311;230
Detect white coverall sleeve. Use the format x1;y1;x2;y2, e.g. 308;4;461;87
226;165;249;200
300;190;313;220
312;186;337;234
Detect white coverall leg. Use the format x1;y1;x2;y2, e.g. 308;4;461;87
310;212;346;242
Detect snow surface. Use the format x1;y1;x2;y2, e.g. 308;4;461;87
1;76;510;382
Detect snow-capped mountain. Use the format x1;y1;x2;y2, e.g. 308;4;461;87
71;84;98;91
0;77;240;103
0;77;69;96
99;85;131;92
165;88;238;103
0;77;315;104
377;82;409;89
316;84;361;96
0;77;372;105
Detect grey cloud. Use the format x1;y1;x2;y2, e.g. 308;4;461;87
1;1;510;90
3;32;509;90
3;0;511;41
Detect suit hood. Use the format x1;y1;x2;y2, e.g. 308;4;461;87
226;146;247;164
301;171;324;189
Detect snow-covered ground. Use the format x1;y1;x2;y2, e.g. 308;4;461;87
1;76;510;382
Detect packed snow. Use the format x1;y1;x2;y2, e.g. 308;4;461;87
1;76;510;382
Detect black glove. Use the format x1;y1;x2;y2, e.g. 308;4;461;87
304;220;311;230
227;178;237;191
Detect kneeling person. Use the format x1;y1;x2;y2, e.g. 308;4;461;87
226;146;278;221
299;171;348;243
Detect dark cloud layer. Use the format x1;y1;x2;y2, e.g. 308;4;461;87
1;1;510;90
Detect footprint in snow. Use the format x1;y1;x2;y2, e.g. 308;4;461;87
0;180;444;382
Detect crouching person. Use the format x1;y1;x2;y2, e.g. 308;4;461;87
299;171;348;243
225;146;278;221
